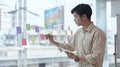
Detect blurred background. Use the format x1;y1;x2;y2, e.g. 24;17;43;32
0;0;119;67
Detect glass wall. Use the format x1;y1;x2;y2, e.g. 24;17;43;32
0;0;117;67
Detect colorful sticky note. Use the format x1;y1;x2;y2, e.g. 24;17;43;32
31;25;36;29
40;34;45;40
61;25;64;30
65;30;67;35
16;27;22;34
71;31;73;35
57;30;61;35
60;36;64;41
68;26;70;31
35;26;39;32
22;38;27;46
31;37;36;44
26;24;30;30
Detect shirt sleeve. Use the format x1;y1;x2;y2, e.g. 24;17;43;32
58;34;76;51
85;31;106;65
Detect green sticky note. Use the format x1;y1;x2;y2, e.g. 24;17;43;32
60;36;64;41
68;26;70;31
26;24;30;30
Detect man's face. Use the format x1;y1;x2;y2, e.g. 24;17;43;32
73;12;84;26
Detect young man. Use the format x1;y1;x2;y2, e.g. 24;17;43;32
45;3;106;67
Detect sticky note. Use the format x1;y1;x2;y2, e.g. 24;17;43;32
58;30;61;35
71;31;73;35
61;25;64;30
40;34;45;40
22;38;27;46
26;24;30;30
16;27;22;34
35;26;39;32
68;26;70;31
31;37;36;44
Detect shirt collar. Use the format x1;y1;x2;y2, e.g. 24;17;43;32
82;22;95;33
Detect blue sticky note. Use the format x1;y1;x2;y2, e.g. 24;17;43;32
35;26;39;32
61;25;64;30
16;27;22;34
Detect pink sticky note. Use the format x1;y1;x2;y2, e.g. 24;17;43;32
22;38;27;46
40;34;45;40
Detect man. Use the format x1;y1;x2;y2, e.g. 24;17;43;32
45;3;106;67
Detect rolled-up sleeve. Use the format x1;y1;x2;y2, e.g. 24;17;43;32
58;34;76;51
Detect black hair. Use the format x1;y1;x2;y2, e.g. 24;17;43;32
71;4;92;20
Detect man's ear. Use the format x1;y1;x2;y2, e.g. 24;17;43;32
82;14;86;18
82;14;87;20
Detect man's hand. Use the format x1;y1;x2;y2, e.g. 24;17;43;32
45;34;59;47
65;51;76;59
45;34;54;43
65;51;79;62
65;51;87;62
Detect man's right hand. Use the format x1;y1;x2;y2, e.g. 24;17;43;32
45;34;54;42
45;34;60;48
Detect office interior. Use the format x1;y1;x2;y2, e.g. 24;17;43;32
0;0;119;67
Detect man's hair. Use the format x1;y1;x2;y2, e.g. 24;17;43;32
71;4;92;20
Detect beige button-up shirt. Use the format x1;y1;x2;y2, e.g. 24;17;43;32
59;23;106;67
